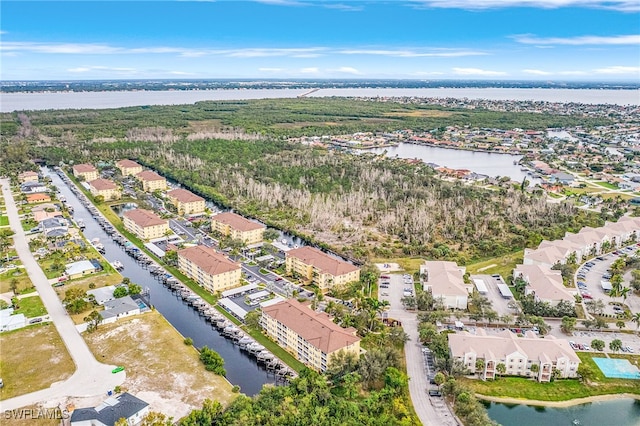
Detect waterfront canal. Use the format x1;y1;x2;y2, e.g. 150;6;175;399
46;168;275;396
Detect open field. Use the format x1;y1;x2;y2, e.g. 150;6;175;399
12;294;47;318
83;310;237;420
466;250;524;281
0;323;74;400
0;216;8;226
383;110;455;118
594;181;619;190
371;257;425;275
0;268;34;294
461;352;640;402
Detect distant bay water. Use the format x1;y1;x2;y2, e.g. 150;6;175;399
1;87;639;112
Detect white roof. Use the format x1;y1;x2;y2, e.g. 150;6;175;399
420;261;469;297
65;260;96;276
0;308;26;329
260;296;285;308
248;290;270;302
221;283;258;298
87;285;116;305
218;298;248;319
473;279;488;293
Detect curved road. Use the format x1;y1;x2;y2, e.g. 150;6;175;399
0;179;124;411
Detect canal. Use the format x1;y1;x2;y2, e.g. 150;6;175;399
46;168;275;396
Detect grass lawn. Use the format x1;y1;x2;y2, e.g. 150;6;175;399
547;192;564;199
594;181;619;190
12;295;47;318
0;216;8;226
462;352;640;401
466;250;524;280
0;323;75;400
0;268;34;294
371;257;425;274
84;311;237;418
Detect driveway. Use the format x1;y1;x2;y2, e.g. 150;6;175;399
385;274;460;426
0;179;124;411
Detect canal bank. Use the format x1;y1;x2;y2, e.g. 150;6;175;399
45;168;277;396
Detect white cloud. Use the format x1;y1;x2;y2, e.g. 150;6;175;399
523;69;553;75
337;48;487;57
299;67;320;74
411;71;446;76
225;47;325;58
594;66;640;74
258;67;285;72
168;71;195;76
331;66;362;75
453;67;507;76
411;1;640;11
67;66;137;74
513;34;640;45
557;70;588;75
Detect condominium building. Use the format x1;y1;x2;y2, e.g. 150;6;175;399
449;329;580;382
513;264;575;305
18;171;39;183
261;299;361;372
210;212;265;245
72;164;99;182
420;261;473;309
177;245;241;293
285;246;360;292
135;170;167;192
115;159;143;176
166;188;206;216
88;178;121;201
122;208;169;241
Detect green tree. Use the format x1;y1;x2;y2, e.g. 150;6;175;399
244;309;261;330
113;286;128;298
433;372;446;387
616;320;626;331
632;312;640;333
475;359;485;375
199;346;226;375
83;310;102;333
140;411;174;426
128;283;142;295
591;339;605;352
263;228;280;242
530;363;539;376
561;316;577;334
609;339;623;353
496;363;506;377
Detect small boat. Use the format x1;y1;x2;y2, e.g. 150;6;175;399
293;244;299;249
281;239;287;244
111;260;124;270
77;219;85;230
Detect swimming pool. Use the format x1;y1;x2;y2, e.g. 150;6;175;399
593;358;640;379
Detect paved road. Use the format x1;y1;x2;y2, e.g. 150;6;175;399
0;179;124;411
385;274;460;426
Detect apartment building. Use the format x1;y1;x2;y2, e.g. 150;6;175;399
122;208;169;241
166;188;206;216
72;164;99;182
135;170;168;192
18;171;39;183
115;159;143;176
261;299;361;372
88;178;121;201
177;245;241;293
420;261;473;309
449;329;580;382
210;212;265;245
285;246;360;292
513;264;575;305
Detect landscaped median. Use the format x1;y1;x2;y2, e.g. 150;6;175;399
461;352;640;404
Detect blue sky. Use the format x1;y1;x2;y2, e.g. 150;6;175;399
1;1;639;81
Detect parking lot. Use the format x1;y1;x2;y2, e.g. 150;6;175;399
470;274;517;317
575;244;640;316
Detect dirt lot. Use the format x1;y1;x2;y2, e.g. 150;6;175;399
0;323;75;400
82;311;236;421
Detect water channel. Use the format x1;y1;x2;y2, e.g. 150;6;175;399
484;398;640;426
46;168;275;396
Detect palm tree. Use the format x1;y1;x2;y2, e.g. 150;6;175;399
496;363;506;378
620;286;631;304
632;312;640;333
529;363;540;378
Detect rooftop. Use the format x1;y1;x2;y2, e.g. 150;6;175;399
136;170;165;182
116;159;142;169
420;260;469;297
89;178;117;191
178;245;240;276
167;188;205;204
287;246;359;276
262;299;360;354
70;392;148;425
72;163;97;173
123;208;167;228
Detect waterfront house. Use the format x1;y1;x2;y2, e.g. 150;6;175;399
87;285;117;305
285;246;360;293
99;296;141;324
135;170;167;192
39;217;68;237
178;245;242;293
64;260;98;280
88;178;121;201
70;392;149;426
122;209;169;241
18;171;39;183
72;164;99;182
420;261;472;309
210;212;265;245
115;159;144;177
449;329;580;382
513;264;575;305
21;181;49;194
261;299;361;372
166;188;205;216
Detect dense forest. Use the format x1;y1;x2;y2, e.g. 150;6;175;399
1;98;606;263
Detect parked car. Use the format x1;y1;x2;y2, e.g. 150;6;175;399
29;318;43;324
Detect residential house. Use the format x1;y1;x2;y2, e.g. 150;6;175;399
87;285;117;305
285;246;360;293
122;209;169;241
65;260;98;280
20;181;49;194
18;171;39;183
99;296;141;324
513;264;575;305
549;172;575;185
0;308;26;332
210;212;265;245
166;188;205;216
33;210;63;223
135;170;167;192
261;299;361;372
40;217;68;237
449;329;580;382
178;245;242;293
26;193;51;204
420;261;472;309
72;164;99;182
70;392;149;426
88;179;121;201
115;159;144;177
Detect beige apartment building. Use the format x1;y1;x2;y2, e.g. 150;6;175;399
210;212;265;245
135;170;168;192
122;208;169;241
18;171;39;183
261;299;361;372
88;178;121;201
177;245;241;293
72;164;99;182
115;159;143;176
449;329;580;382
420;261;473;310
166;188;206;216
285;246;360;292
